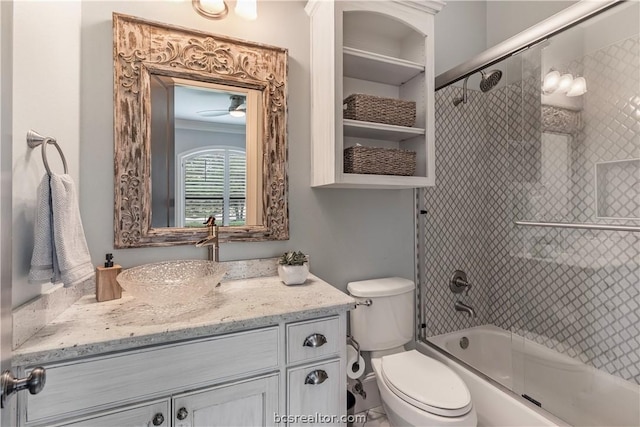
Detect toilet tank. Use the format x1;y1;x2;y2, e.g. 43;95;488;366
347;277;415;351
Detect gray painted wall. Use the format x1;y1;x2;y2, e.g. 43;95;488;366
11;0;588;308
76;1;416;304
486;0;577;47
434;0;487;76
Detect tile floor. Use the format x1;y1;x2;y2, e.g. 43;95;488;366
352;406;389;427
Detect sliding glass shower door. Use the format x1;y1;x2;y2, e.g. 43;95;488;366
422;2;639;425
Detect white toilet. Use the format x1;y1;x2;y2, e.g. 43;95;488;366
348;277;477;427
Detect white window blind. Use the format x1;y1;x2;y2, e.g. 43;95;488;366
182;148;246;227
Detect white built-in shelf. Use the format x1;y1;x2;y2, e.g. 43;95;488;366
343;47;425;86
307;1;442;189
343;119;425;141
334;173;431;189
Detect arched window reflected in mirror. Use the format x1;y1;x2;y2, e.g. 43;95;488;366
178;147;247;227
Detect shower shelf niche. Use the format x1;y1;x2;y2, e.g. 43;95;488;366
306;0;444;189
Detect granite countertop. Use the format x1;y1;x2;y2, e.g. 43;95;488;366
13;274;355;367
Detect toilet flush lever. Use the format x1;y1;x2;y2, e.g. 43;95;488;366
450;270;472;295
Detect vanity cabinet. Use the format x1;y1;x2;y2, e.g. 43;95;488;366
305;0;444;189
17;315;347;427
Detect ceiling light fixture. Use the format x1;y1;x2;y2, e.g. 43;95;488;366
542;70;587;97
228;95;246;117
192;0;257;20
192;0;228;19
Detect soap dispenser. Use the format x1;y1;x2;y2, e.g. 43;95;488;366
95;253;122;302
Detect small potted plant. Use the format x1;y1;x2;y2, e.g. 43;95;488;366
278;251;309;285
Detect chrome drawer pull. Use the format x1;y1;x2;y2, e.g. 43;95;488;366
303;333;327;348
176;407;189;420
305;370;329;385
152;413;165;426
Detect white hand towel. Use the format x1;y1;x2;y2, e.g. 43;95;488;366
28;175;55;283
49;174;93;287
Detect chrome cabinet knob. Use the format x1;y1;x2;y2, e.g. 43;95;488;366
305;369;329;385
176;407;189;421
152;412;165;426
303;333;327;348
0;367;46;408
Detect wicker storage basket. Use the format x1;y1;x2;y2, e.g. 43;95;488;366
343;94;416;127
344;146;416;176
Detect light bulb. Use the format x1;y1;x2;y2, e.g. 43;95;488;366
566;77;587;97
542;70;560;94
229;109;246;118
557;74;574;94
235;0;257;20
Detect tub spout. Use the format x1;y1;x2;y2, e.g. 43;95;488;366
455;301;476;318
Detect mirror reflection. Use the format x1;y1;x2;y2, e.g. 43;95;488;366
149;76;260;228
113;13;288;247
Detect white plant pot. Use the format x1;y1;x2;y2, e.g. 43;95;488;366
278;264;309;285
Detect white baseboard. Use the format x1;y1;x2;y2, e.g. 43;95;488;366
350;373;381;414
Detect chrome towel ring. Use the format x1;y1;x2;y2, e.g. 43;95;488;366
27;130;68;175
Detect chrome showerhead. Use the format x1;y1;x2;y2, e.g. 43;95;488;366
452;96;465;107
479;69;503;92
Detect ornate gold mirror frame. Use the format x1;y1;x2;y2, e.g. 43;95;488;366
113;13;288;248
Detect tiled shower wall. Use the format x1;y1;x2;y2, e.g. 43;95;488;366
421;35;640;384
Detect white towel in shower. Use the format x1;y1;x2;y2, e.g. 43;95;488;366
29;174;93;287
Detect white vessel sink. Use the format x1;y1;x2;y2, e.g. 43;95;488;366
116;260;227;306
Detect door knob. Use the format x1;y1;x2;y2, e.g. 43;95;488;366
1;367;46;408
177;407;189;420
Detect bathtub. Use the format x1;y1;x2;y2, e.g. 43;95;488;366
417;325;639;427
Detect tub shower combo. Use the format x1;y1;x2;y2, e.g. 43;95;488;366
417;1;639;426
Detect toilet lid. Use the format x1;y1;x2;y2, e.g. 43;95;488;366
381;350;473;417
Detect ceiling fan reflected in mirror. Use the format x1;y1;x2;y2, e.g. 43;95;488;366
197;95;246;118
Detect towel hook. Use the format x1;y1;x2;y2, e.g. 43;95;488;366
27;130;68;175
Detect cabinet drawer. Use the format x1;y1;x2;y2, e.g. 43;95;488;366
25;327;279;425
286;317;340;364
287;359;342;427
55;399;169;427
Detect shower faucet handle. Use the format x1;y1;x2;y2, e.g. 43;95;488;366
450;270;472;295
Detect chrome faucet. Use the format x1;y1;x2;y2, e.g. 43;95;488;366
455;301;476;318
195;216;220;262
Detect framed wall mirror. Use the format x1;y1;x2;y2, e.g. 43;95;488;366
113;13;288;248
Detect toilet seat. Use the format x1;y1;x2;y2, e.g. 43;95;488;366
381;350;473;418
